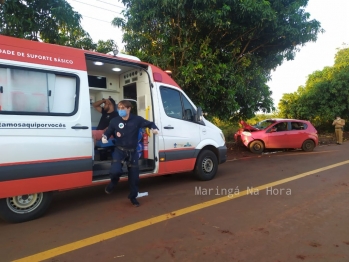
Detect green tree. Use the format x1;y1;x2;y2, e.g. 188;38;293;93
95;39;118;54
278;90;301;118
0;0;95;49
279;46;349;130
112;0;323;120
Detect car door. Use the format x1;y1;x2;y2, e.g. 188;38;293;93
157;86;201;172
265;121;291;149
287;121;308;148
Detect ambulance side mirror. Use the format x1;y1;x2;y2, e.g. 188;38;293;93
195;107;204;123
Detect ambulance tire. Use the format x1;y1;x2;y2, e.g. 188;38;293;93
0;192;53;223
194;150;218;181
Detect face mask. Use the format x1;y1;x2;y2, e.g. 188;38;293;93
118;109;127;117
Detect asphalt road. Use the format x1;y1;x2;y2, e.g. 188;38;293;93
1;143;349;262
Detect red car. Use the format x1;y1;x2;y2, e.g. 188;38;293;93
234;119;318;153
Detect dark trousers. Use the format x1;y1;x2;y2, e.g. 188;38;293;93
109;147;139;199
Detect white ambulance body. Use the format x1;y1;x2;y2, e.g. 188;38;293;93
0;35;227;223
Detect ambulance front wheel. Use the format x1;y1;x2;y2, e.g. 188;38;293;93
0;192;53;223
194;150;218;181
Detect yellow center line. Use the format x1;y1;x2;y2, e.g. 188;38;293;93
13;159;349;262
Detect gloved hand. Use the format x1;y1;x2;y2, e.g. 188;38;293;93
151;129;159;135
101;135;108;144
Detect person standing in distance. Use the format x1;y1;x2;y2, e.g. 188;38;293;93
92;97;118;145
332;116;345;145
102;100;159;207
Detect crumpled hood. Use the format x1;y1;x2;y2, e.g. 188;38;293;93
240;120;259;131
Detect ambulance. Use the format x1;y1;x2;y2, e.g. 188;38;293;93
0;35;227;223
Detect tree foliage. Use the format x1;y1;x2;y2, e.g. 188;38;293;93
278;46;349;130
112;0;323;120
0;0;95;49
95;39;118;54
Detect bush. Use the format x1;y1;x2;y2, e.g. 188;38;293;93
212;117;240;142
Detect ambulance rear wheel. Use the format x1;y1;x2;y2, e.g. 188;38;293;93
0;192;53;223
194;150;218;181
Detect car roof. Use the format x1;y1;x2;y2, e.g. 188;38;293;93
265;118;309;122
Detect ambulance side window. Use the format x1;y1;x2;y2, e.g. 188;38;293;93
160;86;197;122
160;87;182;120
0;66;78;115
182;94;196;122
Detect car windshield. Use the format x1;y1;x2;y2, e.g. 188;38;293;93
253;120;276;130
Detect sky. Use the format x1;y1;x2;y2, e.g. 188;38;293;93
66;0;349;109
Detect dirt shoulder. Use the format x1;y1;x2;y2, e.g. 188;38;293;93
226;131;349;160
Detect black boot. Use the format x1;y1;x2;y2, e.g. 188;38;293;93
130;198;140;207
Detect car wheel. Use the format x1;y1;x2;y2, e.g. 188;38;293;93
194;150;218;181
302;139;315;152
0;192;53;223
249;140;264;154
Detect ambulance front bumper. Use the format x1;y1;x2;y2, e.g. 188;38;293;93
218;145;227;164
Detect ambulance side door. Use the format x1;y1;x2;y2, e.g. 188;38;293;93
0;65;92;193
157;86;201;172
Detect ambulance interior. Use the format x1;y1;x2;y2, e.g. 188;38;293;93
85;56;156;180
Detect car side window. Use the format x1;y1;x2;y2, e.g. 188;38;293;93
291;122;300;130
275;122;288;132
291;122;307;130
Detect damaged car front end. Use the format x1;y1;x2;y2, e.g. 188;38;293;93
234;119;276;147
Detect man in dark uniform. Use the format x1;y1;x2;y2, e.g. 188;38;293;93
92;97;118;145
102;100;159;207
